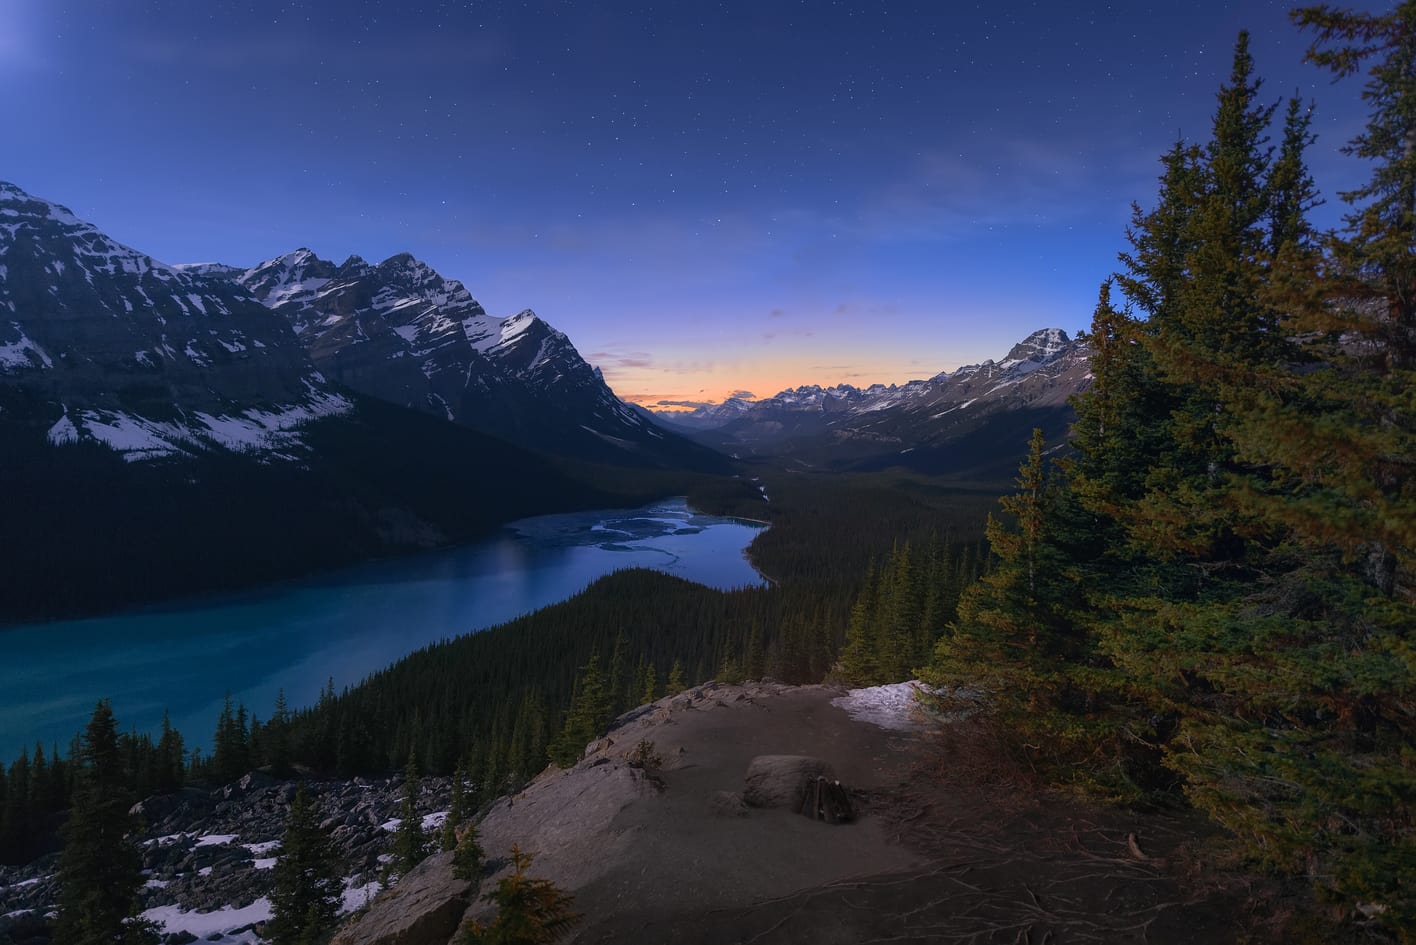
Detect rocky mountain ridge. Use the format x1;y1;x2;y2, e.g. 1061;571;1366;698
183;246;717;470
0;182;351;463
657;328;1091;479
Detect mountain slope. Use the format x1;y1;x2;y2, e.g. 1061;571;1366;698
0;183;635;622
191;249;724;471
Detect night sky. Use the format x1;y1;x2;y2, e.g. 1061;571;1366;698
0;1;1381;406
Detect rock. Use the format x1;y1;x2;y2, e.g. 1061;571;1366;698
742;755;834;809
707;791;749;817
331;851;473;945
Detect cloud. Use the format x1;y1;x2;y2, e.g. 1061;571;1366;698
587;350;655;370
768;308;787;318
728;390;756;400
655;399;715;409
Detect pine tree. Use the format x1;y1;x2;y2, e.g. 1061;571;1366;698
921;431;1104;781
547;652;610;768
392;751;430;879
666;659;687;696
837;562;880;685
267;690;293;778
266;787;341;945
442;765;468;853
460;844;580;945
154;712;184;795
54;701;157;945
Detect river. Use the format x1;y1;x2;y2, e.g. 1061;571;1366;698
0;498;765;754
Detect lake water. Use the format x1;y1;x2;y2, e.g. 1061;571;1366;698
0;498;765;754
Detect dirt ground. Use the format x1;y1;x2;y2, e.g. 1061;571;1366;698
485;682;1267;945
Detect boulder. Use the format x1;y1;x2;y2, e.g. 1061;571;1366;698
742;755;834;809
331;851;473;945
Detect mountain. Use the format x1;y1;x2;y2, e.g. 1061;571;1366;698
0;182;631;622
182;248;721;471
0;182;351;461
656;328;1091;480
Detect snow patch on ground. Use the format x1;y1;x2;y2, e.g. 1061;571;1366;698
341;878;383;915
831;681;933;732
142;897;272;945
194;834;240;848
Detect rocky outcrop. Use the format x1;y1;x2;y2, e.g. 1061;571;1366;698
741;755;834;809
331;852;472;945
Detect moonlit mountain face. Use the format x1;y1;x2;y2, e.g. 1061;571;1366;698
181;247;721;469
0;182;350;462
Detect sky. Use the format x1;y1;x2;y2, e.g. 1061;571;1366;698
0;0;1385;407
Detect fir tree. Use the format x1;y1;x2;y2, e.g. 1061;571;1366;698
666;659;687;696
451;824;485;882
392;751;430;879
266;787;341;945
441;765;468;853
547;652;610;768
460;844;580;945
637;660;657;706
53;701;157;945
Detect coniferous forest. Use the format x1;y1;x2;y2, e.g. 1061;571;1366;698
3;4;1414;944
923;10;1415;934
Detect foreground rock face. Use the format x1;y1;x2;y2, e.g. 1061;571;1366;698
340;680;925;945
331;852;471;945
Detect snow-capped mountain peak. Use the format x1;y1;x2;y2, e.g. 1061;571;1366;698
1002;328;1071;365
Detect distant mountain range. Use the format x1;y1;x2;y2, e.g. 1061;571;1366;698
654;328;1091;480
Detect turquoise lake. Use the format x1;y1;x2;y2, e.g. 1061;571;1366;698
0;498;765;753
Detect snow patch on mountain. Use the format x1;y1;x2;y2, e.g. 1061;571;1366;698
0;323;53;371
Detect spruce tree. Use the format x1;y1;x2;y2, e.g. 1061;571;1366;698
54;700;157;945
460;845;580;945
441;765;467;853
666;659;687;696
392;751;430;879
547;652;610;768
921;431;1104;781
266;787;341;945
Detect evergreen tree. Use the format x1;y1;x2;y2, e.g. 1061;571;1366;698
266;787;341;945
637;660;657;706
442;765;468;853
266;690;293;777
547;652;610;768
452;823;485;882
154;712;184;795
837;562;880;685
922;431;1108;781
392;751;430;879
53;701;157;945
666;659;687;696
460;844;580;945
